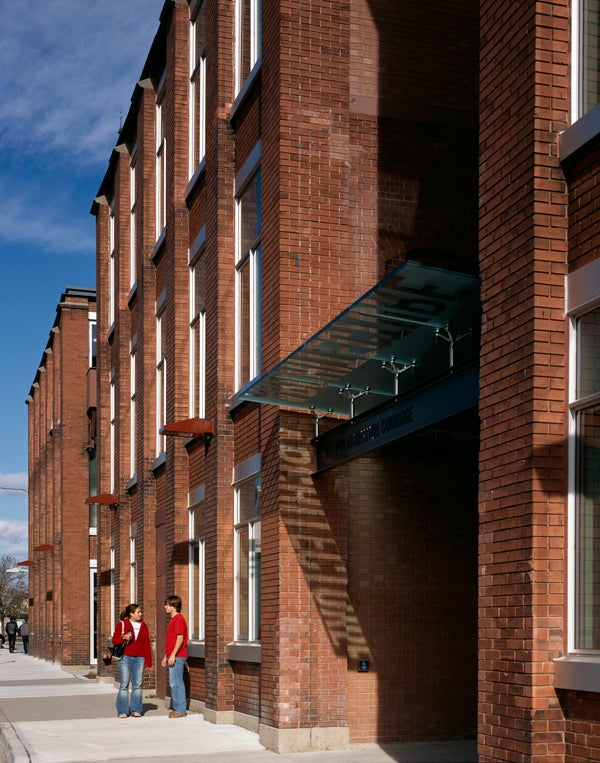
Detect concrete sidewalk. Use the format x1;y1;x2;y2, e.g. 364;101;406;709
0;651;477;763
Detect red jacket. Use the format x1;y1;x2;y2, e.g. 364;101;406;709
112;619;152;668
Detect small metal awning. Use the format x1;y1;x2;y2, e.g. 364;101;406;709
239;261;480;419
84;494;119;506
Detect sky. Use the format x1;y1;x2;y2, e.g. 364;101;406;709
0;0;165;561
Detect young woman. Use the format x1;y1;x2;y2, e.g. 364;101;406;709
112;603;152;718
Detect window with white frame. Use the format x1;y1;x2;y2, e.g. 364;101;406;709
130;530;137;603
109;203;116;326
130;146;137;289
235;0;262;94
573;0;600;120
190;243;206;418
234;466;261;641
189;1;206;175
156;71;167;237
110;546;116;633
188;493;205;641
89;312;97;368
156;299;167;455
110;378;116;493
569;279;600;651
130;342;137;478
235;155;261;390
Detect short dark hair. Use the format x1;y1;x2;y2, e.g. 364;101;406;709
165;595;182;613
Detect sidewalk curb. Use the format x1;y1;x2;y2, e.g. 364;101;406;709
0;723;29;763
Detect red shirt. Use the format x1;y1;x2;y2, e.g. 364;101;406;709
164;612;188;659
112;619;153;668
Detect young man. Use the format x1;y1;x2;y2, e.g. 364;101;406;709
161;595;188;718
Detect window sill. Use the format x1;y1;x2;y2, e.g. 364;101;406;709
150;451;166;472
559;102;600;163
230;60;261;125
554;655;600;692
227;642;261;663
151;228;166;262
185;159;206;203
187;641;205;659
126;474;138;492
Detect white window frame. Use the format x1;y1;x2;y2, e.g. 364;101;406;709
110;546;116;634
572;0;600;122
130;341;137;479
235;0;262;94
555;259;600;693
89;560;97;665
156;293;167;456
234;145;262;390
130;145;137;289
189;2;206;176
190;231;206;418
233;456;261;642
89;312;97;368
188;486;206;642
156;71;167;238
110;377;116;494
109;203;116;327
130;530;137;603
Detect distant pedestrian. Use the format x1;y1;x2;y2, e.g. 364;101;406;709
161;595;188;718
112;603;152;718
19;620;29;654
5;618;18;653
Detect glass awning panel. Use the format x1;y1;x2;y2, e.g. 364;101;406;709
240;261;480;417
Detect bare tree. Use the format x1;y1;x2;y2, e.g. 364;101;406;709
0;554;28;620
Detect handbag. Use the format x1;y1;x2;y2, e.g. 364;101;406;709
110;623;127;662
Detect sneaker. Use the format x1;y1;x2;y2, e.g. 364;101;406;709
118;714;128;719
168;711;187;718
132;712;142;717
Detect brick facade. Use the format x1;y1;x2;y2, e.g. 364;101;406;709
27;0;600;759
27;287;96;667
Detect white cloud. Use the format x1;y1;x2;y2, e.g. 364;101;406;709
0;472;28;494
0;0;163;166
0;519;28;561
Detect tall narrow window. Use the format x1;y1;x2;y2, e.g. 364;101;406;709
235;163;261;390
234;469;261;641
110;379;116;494
574;0;600;119
109;203;116;326
130;532;137;602
110;546;116;633
130;345;137;478
189;2;206;175
570;305;600;649
235;0;262;94
156;303;167;455
130;146;137;289
89;312;97;368
156;71;167;237
189;500;205;641
190;249;206;418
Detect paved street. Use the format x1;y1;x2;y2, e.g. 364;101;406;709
0;650;477;762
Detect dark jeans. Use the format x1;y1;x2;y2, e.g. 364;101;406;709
21;636;29;653
7;636;16;653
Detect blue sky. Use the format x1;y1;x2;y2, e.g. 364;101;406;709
0;0;165;560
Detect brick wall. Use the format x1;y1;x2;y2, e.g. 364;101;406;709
479;0;569;760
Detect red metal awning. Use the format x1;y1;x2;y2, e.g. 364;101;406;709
84;494;118;506
160;418;214;438
33;544;54;552
17;560;35;566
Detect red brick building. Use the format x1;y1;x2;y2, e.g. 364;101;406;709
28;0;600;760
26;287;97;667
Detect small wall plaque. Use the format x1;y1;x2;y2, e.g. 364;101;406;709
357;659;369;672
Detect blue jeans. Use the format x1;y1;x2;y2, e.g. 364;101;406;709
168;658;187;713
116;655;145;716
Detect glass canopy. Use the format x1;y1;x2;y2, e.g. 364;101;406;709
240;261;480;418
